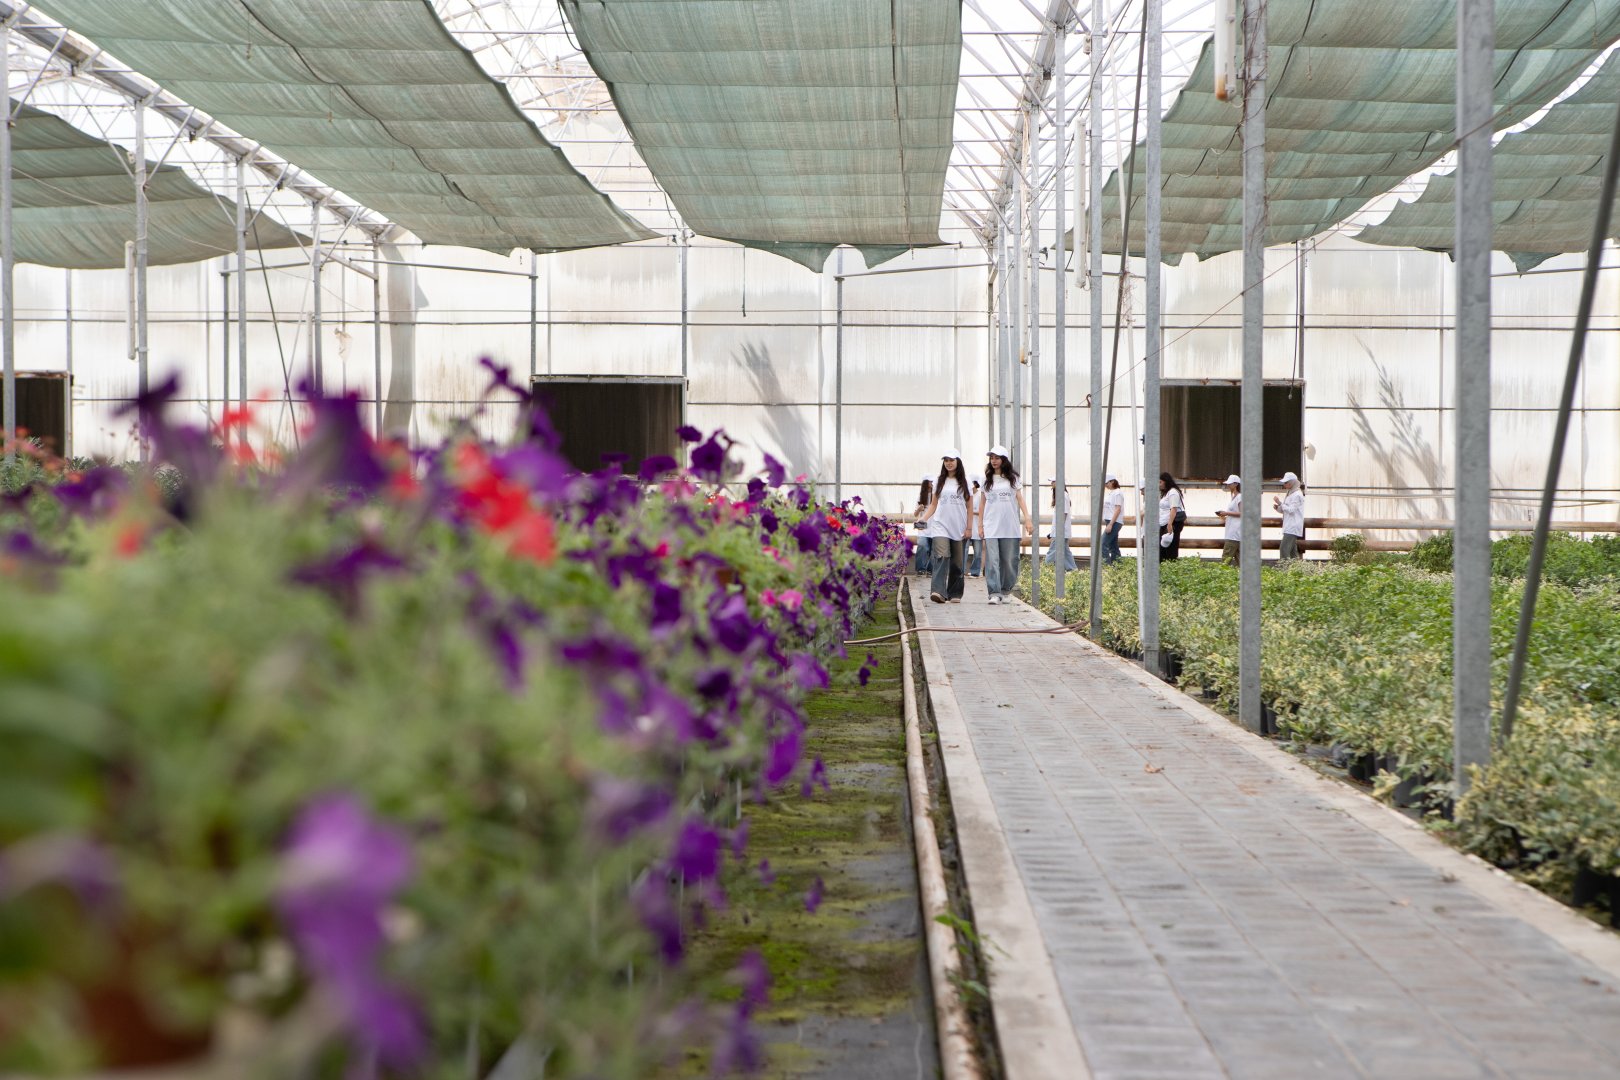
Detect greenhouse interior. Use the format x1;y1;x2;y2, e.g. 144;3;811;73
3;0;1620;1077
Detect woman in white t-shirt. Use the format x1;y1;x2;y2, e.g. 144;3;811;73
912;474;934;576
1100;473;1125;564
918;450;973;604
1156;472;1186;560
1215;474;1242;564
978;445;1033;604
1273;471;1305;560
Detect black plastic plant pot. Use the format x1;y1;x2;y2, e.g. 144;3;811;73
1348;753;1378;783
1260;704;1279;737
1572;863;1620;926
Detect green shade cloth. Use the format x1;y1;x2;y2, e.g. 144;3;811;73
559;0;959;272
9;101;304;268
1092;0;1620;263
1357;50;1620;271
37;0;657;254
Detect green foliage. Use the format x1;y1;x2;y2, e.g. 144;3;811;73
1409;531;1454;573
1330;532;1367;562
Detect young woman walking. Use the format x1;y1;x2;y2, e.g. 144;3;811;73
1215;474;1242;565
1157;472;1186;561
917;450;973;604
1043;478;1078;570
912;474;934;576
966;479;984;576
979;444;1033;604
1273;471;1305;560
1100;473;1124;564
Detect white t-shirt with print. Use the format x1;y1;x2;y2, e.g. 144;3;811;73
1158;487;1184;528
925;479;971;539
1102;489;1124;526
1223;493;1242;542
981;476;1022;538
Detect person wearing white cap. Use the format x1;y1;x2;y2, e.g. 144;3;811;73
979;445;1033;604
966;479;984;576
1043;477;1078;570
1216;474;1243;565
912;473;935;576
917;449;973;603
1273;471;1306;560
1100;473;1125;564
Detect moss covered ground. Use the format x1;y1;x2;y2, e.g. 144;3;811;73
669;588;936;1078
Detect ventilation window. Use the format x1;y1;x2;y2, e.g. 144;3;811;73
1160;380;1303;483
530;375;686;474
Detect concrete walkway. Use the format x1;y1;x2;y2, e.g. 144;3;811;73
907;575;1620;1080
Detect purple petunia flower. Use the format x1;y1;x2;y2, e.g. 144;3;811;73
689;436;727;482
850;530;877;557
671;819;723;882
757;859;776;885
290;539;406;616
276;794;425;1070
639;454;679;481
729;818;750;862
708;595;759;655
650;581;683;630
677;425;703;443
759;509;778;534
788;655;828;691
634;875;684;963
587;776;674;841
790;516;822;553
694;667;733;701
764;724;802;785
53;466;126;517
804;876;824;914
762;454;787;488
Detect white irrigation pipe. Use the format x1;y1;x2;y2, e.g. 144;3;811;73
896;590;980;1080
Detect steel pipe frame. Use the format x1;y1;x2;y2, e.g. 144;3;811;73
1141;0;1165;677
1237;0;1266;728
1054;21;1069;602
1;21;13;464
1088;2;1106;636
1454;0;1494;789
1027;118;1042;609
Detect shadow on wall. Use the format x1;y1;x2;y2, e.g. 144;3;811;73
1346;351;1447;524
736;341;817;478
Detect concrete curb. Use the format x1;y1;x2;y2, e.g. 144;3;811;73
909;578;1092;1080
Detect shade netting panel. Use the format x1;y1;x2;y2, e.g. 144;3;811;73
559;0;959;271
37;0;657;254
1357;50;1620;270
9;101;304;268
1090;0;1620;263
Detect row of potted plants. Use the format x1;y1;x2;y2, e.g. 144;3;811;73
0;364;907;1077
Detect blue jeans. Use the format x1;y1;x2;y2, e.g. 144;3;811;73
966;536;981;575
929;538;965;600
914;535;932;573
1043;536;1077;570
983;537;1022;597
1101;521;1123;564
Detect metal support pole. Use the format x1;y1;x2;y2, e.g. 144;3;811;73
310;201;323;389
1054;20;1068;601
1454;0;1495;789
1029;125;1043;608
235;158;247;423
1012;155;1025;485
529;250;539;381
1238;0;1266;727
1088;5;1105;634
999;227;1012;443
679;232;689;382
64;269;73;456
1;27;14;464
372;240;383;434
134;96;149;460
221;261;230;427
834;247;844;503
1141;0;1165;677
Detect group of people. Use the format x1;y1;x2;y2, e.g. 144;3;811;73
913;460;1307;595
911;446;1032;605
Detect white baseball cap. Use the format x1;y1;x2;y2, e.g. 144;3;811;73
922;472;935;480
989;444;1010;458
943;448;962;461
1281;471;1300;485
1105;473;1118;484
1224;474;1242;486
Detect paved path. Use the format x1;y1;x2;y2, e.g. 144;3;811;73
907;575;1620;1080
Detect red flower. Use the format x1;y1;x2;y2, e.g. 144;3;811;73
114;523;144;558
507;510;557;565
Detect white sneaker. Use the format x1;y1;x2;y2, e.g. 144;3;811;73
988;594;1000;605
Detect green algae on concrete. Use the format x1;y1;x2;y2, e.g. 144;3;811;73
669;587;936;1078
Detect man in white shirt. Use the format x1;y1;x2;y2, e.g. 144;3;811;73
1215;474;1242;565
1273;471;1305;560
